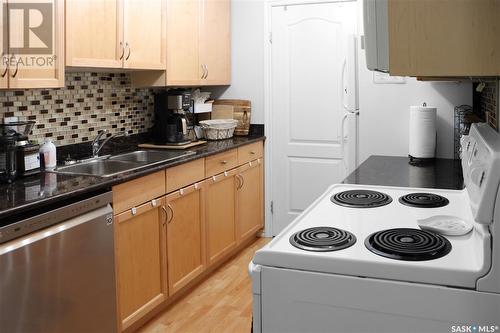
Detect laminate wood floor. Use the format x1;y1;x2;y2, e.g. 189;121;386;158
138;237;271;333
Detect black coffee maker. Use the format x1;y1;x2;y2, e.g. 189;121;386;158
153;91;192;145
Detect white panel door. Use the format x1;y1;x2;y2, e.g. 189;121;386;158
271;2;357;235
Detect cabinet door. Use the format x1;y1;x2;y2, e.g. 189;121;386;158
8;0;64;88
388;0;500;76
65;0;123;68
166;0;201;85
123;0;166;70
115;198;167;331
206;170;237;265
0;0;7;89
199;0;231;85
166;183;206;295
236;159;264;242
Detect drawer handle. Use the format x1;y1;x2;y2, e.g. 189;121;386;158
151;199;157;207
250;151;256;155
131;207;137;215
220;160;228;165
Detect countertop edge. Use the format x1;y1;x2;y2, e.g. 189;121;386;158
0;136;265;220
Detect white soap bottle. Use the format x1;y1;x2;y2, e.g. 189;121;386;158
40;139;57;170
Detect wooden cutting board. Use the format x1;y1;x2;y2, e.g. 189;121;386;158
139;141;207;150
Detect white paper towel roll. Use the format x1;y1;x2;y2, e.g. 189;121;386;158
409;105;437;159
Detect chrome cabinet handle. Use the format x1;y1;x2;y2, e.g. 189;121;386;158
201;64;206;79
220;160;228;165
201;64;208;79
125;43;131;60
236;174;244;190
236;174;242;190
161;206;168;226
167;204;174;224
11;55;18;78
119;42;124;60
1;53;7;77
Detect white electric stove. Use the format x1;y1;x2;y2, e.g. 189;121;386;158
250;123;500;333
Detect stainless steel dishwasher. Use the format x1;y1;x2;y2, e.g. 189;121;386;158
0;191;118;333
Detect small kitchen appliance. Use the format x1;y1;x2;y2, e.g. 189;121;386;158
152;91;192;145
0;121;40;178
0;130;17;184
250;123;500;332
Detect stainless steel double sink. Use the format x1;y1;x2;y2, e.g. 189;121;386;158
54;150;196;177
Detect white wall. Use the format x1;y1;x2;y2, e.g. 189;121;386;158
214;0;472;160
208;0;266;124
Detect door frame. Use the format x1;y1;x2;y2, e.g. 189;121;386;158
263;0;358;236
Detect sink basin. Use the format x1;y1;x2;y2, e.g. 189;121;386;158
54;150;196;177
110;150;195;164
55;159;145;177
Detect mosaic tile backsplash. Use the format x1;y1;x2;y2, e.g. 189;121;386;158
0;72;155;145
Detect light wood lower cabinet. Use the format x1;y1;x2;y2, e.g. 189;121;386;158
206;170;237;265
236;159;264;242
113;142;264;332
115;197;168;331
166;183;206;295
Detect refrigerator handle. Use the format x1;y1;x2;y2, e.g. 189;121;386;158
341;58;348;111
343;34;359;112
340;113;348;173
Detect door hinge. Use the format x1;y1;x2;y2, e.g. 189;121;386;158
268;32;272;44
270;200;274;214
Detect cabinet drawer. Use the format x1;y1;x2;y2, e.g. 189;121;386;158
205;149;238;177
112;171;166;214
166;158;205;193
238;142;263;164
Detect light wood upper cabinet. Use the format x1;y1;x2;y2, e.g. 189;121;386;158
134;0;231;87
66;0;166;70
115;197;168;331
236;159;264;242
123;0;166;70
199;0;231;85
166;183;206;295
165;0;200;85
388;0;500;77
206;171;237;265
0;0;8;89
66;0;123;68
3;0;64;89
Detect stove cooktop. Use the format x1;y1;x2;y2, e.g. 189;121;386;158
365;228;452;261
289;226;356;252
331;190;392;208
253;184;490;288
399;193;449;208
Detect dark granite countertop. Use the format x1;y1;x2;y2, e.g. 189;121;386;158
343;155;463;190
0;135;265;221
